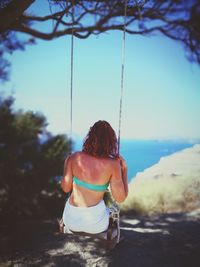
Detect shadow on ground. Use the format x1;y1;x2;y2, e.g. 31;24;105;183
0;211;200;267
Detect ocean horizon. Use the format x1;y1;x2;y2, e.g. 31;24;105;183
74;138;200;182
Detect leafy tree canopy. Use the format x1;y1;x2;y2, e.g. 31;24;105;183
0;0;200;81
0;95;72;221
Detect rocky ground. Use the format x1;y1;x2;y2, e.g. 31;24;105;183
0;210;200;267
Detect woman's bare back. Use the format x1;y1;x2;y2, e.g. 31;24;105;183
61;151;128;207
69;152;119;207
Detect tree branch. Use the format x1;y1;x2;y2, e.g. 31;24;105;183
0;0;199;65
22;10;66;22
0;0;35;33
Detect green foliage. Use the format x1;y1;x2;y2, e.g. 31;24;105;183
1;0;200;81
0;96;72;222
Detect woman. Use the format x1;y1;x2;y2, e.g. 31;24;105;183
61;120;128;234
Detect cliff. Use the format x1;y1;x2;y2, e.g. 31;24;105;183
121;144;200;215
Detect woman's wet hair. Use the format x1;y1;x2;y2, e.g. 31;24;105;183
82;120;118;158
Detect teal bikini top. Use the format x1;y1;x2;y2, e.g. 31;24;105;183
73;176;109;192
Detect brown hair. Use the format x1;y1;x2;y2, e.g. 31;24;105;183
82;120;118;158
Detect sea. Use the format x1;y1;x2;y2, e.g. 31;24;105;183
74;139;199;182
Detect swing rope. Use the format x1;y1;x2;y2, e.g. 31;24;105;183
67;0;128;153
70;21;74;140
66;0;74;143
118;0;128;154
61;0;128;247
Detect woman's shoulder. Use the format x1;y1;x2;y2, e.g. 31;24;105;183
70;151;91;160
70;151;83;159
64;151;80;162
69;151;120;163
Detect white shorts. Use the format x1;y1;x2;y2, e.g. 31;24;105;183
62;199;109;234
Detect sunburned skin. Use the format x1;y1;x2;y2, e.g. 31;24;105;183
61;151;128;207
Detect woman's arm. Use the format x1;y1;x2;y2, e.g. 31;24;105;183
110;159;128;203
61;155;73;193
119;155;128;197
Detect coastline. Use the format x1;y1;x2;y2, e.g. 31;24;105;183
121;144;200;215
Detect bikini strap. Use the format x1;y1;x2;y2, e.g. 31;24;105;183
73;177;109;192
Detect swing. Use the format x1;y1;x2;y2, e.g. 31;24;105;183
59;0;128;251
59;200;121;250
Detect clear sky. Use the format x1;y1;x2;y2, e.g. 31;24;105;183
2;1;200;140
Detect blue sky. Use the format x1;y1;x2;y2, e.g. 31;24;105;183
1;1;200;140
